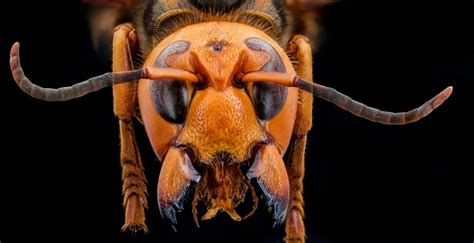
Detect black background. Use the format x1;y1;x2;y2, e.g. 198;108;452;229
0;1;473;242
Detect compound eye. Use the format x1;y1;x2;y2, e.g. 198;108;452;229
245;37;288;121
150;40;191;124
252;82;287;120
151;79;189;124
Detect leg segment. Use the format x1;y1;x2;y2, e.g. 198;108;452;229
285;136;308;243
112;23;148;232
285;35;314;243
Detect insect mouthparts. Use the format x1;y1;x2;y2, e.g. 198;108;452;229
191;154;258;224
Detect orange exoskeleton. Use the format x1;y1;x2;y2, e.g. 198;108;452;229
10;0;452;242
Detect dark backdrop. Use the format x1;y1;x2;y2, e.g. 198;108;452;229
0;1;472;242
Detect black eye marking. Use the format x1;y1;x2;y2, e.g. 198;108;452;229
151;40;191;124
245;37;288;120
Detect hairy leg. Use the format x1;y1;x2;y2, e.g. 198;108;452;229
285;35;314;243
113;23;148;232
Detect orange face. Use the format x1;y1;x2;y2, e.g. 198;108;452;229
139;22;297;161
138;22;297;222
8;0;453;236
